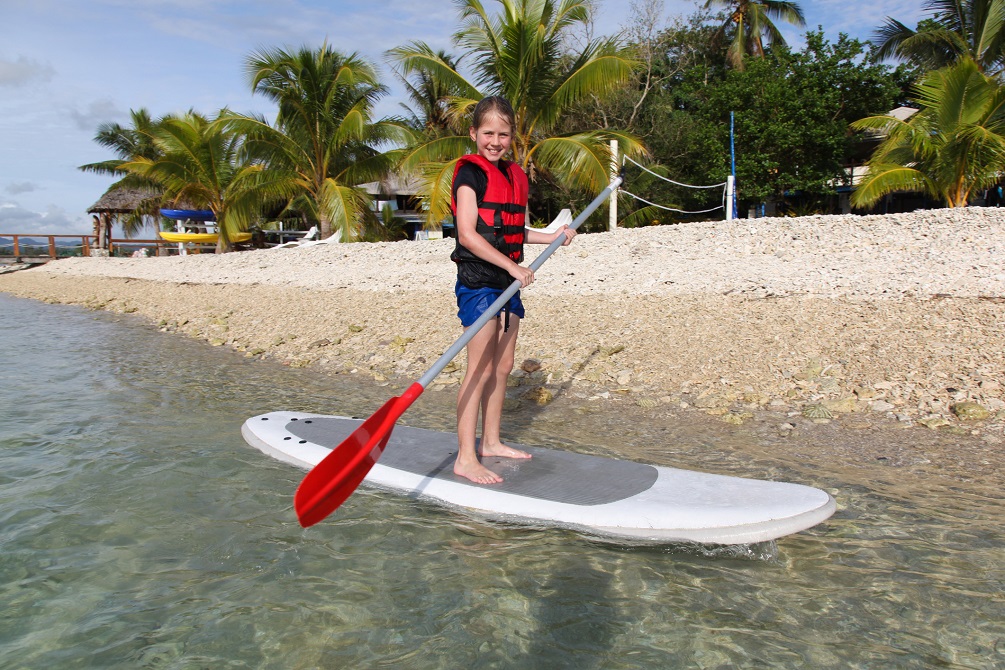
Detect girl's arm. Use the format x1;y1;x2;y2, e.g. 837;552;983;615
525;225;575;246
456;184;535;286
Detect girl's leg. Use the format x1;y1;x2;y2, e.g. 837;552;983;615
455;318;505;484
479;316;530;459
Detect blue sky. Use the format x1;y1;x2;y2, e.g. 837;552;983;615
1;0;927;235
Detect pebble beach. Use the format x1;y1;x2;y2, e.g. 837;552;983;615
3;207;1005;478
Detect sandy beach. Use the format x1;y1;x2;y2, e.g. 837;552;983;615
3;207;1004;480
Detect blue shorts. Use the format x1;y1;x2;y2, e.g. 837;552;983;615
455;280;525;328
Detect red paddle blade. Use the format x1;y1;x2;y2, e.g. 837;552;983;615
294;382;424;527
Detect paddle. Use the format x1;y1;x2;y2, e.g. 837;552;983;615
294;175;624;527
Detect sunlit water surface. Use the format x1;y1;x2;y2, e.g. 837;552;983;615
1;293;1002;669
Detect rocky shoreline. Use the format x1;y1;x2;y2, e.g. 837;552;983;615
3;207;1004;445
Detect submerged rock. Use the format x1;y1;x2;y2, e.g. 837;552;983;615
951;401;990;421
526;387;554;405
917;416;951;429
801;403;834;420
822;397;859;414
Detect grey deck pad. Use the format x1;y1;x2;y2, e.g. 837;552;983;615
285;417;658;506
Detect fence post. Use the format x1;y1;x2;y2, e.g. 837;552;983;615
608;138;619;232
726;176;735;221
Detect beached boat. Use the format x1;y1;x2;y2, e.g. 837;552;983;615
159;231;252;244
158;209;251;246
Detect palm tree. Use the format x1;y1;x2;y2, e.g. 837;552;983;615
851;58;1005;208
118;111;295;253
388;0;644;226
873;0;1005;77
229;45;412;241
79;108;166;236
392;46;467;137
704;0;806;70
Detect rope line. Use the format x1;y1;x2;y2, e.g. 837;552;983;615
620;189;725;215
623;155;727;189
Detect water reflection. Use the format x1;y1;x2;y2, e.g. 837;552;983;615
1;294;1002;669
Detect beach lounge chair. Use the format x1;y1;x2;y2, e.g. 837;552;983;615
270;226;319;249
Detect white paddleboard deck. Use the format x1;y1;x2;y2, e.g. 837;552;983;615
242;411;836;545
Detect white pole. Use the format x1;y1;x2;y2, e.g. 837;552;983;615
609;139;619;232
726;176;735;221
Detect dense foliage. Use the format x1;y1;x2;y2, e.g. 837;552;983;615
79;0;1005;251
389;0;644;227
852;57;1005;208
586;20;908;222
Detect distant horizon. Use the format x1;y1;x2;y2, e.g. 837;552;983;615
1;0;927;236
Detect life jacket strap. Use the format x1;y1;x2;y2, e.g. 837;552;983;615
479;202;526;214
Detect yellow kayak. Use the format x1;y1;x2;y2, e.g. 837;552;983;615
159;231;252;244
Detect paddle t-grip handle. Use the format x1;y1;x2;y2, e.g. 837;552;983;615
416;176;623;389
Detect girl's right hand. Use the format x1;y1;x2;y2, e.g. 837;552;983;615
510;264;535;287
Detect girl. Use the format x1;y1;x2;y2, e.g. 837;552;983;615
450;96;575;484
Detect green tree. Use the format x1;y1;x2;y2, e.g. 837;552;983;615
874;0;1005;76
79;108;166;236
232;45;411;241
851;58;1005;208
618;29;902;218
388;0;644;226
118;112;295;253
704;0;805;70
393;46;468;137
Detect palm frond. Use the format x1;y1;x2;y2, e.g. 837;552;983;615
386;42;481;100
398;135;476;174
618;204;676;228
850;164;937;207
414;159;462;227
530;132;620;194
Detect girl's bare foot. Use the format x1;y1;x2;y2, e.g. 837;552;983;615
479;441;531;459
454;459;504;484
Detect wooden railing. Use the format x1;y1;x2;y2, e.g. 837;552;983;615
1;227;407;262
0;234;181;261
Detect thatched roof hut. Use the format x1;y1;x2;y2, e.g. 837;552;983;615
86;187;162;249
87;187;161;214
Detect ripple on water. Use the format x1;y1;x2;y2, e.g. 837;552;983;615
1;294;1003;669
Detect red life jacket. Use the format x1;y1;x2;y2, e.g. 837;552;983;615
450;154;528;289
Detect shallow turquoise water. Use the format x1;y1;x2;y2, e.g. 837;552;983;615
1;293;1002;668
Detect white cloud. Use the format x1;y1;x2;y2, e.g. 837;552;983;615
0;54;55;87
0;201;88;235
5;182;37;195
68;99;127;132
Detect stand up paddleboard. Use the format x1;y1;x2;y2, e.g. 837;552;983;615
242;411;836;545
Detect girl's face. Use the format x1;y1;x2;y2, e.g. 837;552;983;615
470;112;512;164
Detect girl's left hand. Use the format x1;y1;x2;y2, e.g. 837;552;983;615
554;225;575;246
